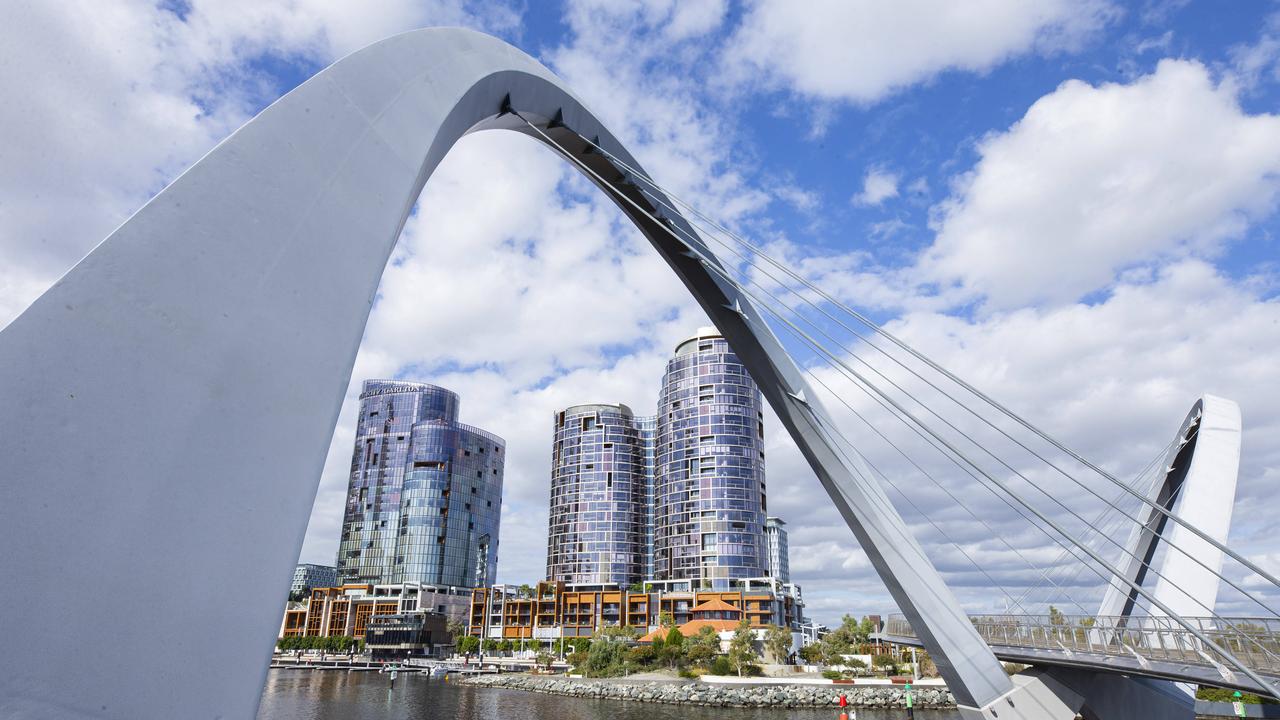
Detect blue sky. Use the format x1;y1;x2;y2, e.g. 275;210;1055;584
2;1;1279;626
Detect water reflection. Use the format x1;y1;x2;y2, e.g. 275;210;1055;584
258;670;961;720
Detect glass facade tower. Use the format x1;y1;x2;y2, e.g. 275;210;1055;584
764;516;791;583
653;327;767;587
546;404;653;586
337;381;504;588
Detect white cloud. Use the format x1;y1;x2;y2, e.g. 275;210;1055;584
0;0;518;331
722;0;1116;104
766;260;1280;618
922;59;1280;309
852;167;900;207
1229;11;1280;91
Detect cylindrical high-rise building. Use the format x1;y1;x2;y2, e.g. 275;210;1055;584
654;327;767;587
546;404;652;586
337;381;504;588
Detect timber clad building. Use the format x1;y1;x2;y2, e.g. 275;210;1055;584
280;582;471;641
467;579;802;640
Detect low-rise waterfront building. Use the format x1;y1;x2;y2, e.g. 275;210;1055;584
366;612;452;660
799;620;829;647
466;578;803;644
279;582;471;641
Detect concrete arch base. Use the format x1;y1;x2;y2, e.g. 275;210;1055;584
955;667;1194;720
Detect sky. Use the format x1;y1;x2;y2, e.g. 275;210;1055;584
1;0;1278;627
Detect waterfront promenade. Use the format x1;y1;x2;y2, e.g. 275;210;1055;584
258;670;963;719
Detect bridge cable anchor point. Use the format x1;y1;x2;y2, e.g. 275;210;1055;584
497;94;513;117
722;298;749;318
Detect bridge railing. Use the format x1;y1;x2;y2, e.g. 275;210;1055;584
884;613;1280;678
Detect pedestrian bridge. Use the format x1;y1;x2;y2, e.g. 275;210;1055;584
879;613;1280;696
1;24;1274;720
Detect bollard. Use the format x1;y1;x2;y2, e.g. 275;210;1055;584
905;682;914;720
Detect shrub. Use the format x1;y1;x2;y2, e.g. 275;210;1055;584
1196;687;1277;705
627;645;659;667
677;667;697;679
710;656;732;676
822;670;843;680
740;664;763;677
583;638;628;677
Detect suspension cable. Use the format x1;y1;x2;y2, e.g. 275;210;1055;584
513;113;1280;693
1014;434;1185;611
804;368;1099;617
582;136;1280;596
679;200;1280;622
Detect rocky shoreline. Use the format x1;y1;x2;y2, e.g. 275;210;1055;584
459;674;955;709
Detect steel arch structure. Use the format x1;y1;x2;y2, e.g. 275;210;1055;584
1;28;1083;719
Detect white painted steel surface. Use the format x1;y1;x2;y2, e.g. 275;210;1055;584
0;28;1012;718
1097;396;1242;620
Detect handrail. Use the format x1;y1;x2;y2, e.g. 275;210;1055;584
883;613;1280;678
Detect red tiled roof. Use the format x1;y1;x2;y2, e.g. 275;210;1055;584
638;618;739;643
691;598;740;614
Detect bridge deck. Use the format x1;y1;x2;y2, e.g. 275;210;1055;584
878;613;1280;697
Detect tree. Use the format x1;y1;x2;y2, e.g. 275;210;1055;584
763;625;792;664
858;616;878;643
662;626;685;668
446;618;468;643
727;619;757;677
1048;605;1065;626
456;635;480;656
916;649;938;678
627;582;644;594
820;639;848;667
710;655;732;676
685;625;720;666
871;653;896;675
797;643;823;665
535;650;555;670
627;644;659;668
658;611;676;629
517;584;534;599
583;636;628;677
597;624;639;641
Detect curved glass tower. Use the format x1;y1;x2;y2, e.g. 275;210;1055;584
337;381;504;587
654;327;767;587
546;404;653;586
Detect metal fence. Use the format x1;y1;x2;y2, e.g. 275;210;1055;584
884;613;1280;679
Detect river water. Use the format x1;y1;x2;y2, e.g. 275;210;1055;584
257;669;961;719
